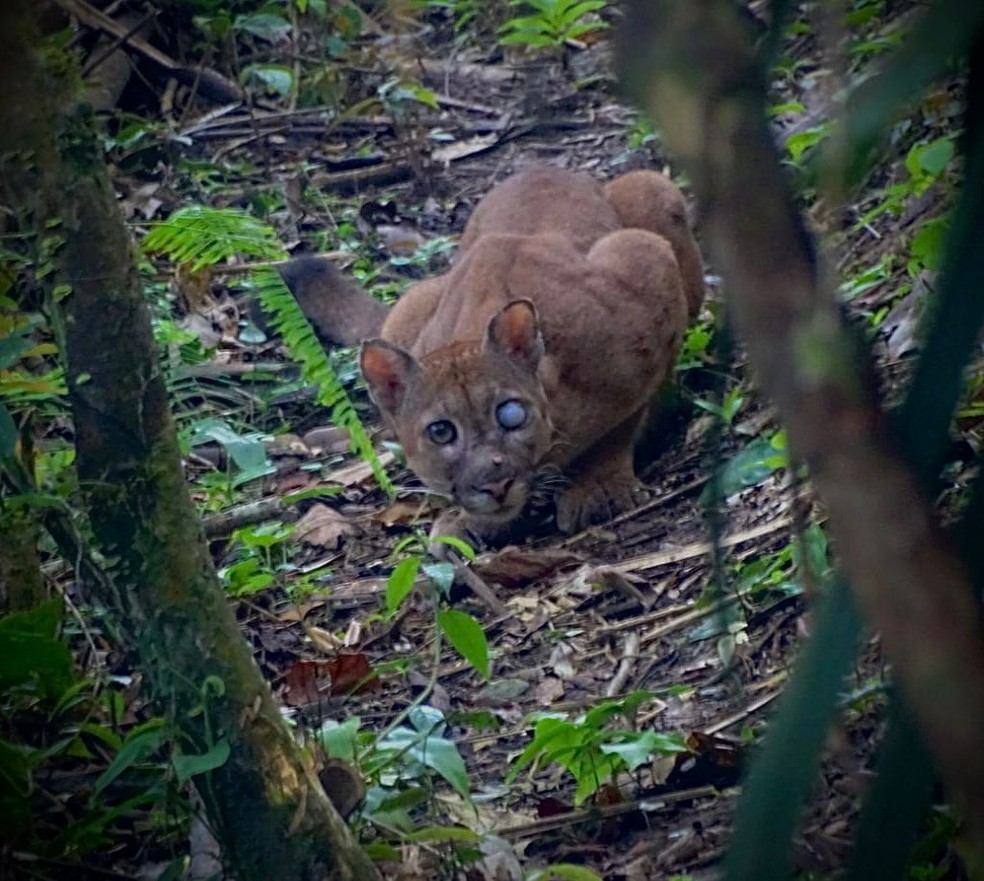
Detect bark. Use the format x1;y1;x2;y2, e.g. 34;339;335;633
619;0;984;863
0;5;379;879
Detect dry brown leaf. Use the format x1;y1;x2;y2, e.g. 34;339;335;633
373;497;442;527
265;433;310;457
534;675;566;706
472;546;583;589
305;624;343;655
301;425;351;455
294;503;359;550
326;451;395;487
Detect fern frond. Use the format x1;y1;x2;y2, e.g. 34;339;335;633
143;206;286;271
251;267;394;495
144;205;393;495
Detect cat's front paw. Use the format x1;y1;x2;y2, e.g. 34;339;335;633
555;475;647;533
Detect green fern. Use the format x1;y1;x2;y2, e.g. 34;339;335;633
251;267;393;493
143;207;393;495
142;206;285;271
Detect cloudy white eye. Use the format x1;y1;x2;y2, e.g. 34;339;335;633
496;399;527;431
426;420;457;445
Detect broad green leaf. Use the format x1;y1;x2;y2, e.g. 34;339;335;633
94;724;166;795
437;608;490;678
318;717;361;763
377;709;471;798
245;65;294;96
172;738;231;784
421;561;455;596
233;13;292;40
0;333;30;370
386;557;420;615
600;729;682;772
0;599;74;698
404;825;481;844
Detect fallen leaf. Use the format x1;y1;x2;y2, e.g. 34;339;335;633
265;433;310;457
377;223;428;256
295;503;360;550
546;642;576;680
374;497;442;527
533;675;565;706
302;425;351;455
282;659;331;707
472;546;583;589
325;652;380;695
326;451;396;487
305;624;343;654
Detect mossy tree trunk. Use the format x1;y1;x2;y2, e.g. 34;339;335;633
0;5;380;879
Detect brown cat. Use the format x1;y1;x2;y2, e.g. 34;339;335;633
280;167;704;548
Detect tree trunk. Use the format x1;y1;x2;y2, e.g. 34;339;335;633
619;0;984;867
0;5;380;879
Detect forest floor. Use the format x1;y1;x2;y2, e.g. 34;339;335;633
61;2;968;879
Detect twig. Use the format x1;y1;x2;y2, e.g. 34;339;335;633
54;0;245;104
605;631;640;697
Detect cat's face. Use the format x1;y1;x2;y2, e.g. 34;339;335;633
361;301;552;522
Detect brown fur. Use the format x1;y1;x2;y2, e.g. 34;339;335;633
279;167;704;548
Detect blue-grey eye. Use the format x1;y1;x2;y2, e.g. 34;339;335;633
496;399;527;430
426;420;456;445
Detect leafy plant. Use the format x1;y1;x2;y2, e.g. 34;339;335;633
694;385;745;427
0;600;186;865
319;707;472;833
384;535;488;678
142;207;393;494
219;521;295;596
498;0;608;50
704;430;789;503
507;692;689;804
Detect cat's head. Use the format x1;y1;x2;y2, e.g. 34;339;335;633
360;300;552;524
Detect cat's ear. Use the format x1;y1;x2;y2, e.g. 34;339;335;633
360;339;420;414
484;299;543;372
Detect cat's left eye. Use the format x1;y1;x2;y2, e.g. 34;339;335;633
496;399;527;430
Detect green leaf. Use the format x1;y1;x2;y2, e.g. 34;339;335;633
600;729;688;772
0;332;30;371
188;419;268;473
437;608;490;678
0;599;74;698
404;825;481;843
377;709;472;798
94;723;166;795
233;13;292;40
245;65;294;96
528;864;604;881
707;437;787;501
905;137;954;180
318;717;361;763
422;561;455;597
386;557;420;615
428;534;477;560
172;739;231;784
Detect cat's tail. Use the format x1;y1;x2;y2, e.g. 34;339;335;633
277;256;388;347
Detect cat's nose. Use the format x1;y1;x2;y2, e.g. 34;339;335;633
474;478;514;504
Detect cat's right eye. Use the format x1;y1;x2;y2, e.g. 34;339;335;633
426;420;457;445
